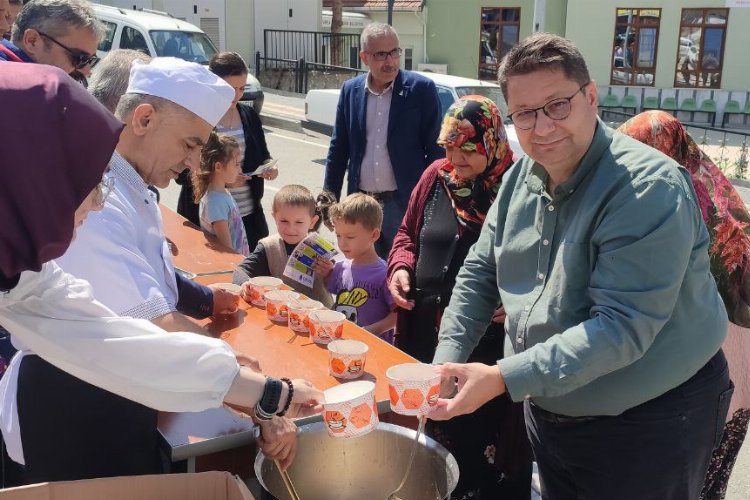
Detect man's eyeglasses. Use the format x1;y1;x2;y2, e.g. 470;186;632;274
93;176;115;208
508;82;590;130
37;31;99;70
368;47;402;61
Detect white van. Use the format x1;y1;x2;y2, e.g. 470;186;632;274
92;3;264;113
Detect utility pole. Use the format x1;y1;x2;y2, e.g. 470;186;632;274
387;0;395;25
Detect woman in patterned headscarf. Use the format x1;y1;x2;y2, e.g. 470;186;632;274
619;110;750;500
387;95;531;499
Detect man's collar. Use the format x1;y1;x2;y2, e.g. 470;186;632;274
365;72;395;96
109;151;150;194
0;39;34;63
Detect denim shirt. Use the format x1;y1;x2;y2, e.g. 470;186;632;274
433;120;727;416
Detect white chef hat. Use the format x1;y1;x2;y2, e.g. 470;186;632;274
126;57;234;127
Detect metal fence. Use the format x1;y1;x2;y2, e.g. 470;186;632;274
263;29;362;69
600;109;750;180
255;53;366;94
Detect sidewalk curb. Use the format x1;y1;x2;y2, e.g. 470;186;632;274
260;113;304;134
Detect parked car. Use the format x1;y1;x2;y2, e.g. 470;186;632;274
92;3;264;113
303;72;523;157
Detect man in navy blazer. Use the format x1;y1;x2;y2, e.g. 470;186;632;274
323;23;443;258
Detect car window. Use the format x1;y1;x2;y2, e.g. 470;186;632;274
97;21;117;52
149;30;217;64
436;86;455;117
455;86;510;121
119;26;149;55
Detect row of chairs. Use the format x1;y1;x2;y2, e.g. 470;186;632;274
599;93;750;128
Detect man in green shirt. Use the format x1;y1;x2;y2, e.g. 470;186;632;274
429;33;732;499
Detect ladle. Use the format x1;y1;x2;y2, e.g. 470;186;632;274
275;459;301;500
173;267;234;280
386;415;427;500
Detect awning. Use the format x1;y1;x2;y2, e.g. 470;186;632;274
321;9;371;30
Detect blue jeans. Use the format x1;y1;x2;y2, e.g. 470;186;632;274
376;194;407;259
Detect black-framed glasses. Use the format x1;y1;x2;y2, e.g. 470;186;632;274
368;47;402;61
38;31;99;69
508;82;590;130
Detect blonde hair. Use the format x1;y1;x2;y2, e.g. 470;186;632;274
328;193;383;231
191;131;239;203
272;185;337;232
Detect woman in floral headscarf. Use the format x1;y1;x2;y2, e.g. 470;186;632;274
619;110;750;500
387;95;531;499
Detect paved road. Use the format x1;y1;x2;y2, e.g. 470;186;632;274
161;90;748;499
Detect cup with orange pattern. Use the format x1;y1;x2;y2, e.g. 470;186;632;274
386;363;441;416
308;310;346;345
327;339;368;379
245;276;283;307
322;380;378;438
288;298;325;333
264;289;299;323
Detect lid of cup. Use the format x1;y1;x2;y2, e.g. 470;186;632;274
323;380;375;405
386;363;439;382
328;339;369;355
309;310;346;322
249;276;282;287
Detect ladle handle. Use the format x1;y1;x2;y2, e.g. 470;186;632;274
275;459;302;500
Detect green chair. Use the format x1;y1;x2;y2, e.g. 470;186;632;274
600;94;621;108
598;94;621;119
679;97;698;123
698;99;717;127
643;95;659;110
660;96;678;114
621;94;639;114
722;100;743;127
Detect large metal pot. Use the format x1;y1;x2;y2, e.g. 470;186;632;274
255;421;459;500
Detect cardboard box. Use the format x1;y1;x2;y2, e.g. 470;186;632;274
0;471;254;500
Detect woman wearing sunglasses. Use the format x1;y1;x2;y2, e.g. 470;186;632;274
0;63;323;485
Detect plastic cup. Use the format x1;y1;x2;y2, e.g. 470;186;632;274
308;310;346;345
322;380;378;438
264;290;300;323
213;282;241;294
328;339;369;379
386;363;441;416
288;299;325;333
246;276;283;307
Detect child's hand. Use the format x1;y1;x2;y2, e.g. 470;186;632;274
491;306;506;324
240;281;253;302
312;256;334;279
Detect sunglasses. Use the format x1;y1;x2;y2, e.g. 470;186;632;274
38;31;99;70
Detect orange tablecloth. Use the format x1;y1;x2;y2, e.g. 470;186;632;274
157;205;416;461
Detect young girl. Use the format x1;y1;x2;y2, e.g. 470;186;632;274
237;185;334;307
192;131;250;256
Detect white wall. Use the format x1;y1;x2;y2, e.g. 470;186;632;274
254;0;322;58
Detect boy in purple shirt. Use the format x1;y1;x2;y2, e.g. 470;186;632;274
315;194;396;343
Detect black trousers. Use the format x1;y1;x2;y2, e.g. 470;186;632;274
17;355;162;483
526;350;733;500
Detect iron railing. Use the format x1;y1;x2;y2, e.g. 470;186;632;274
600;108;750;180
255;53;366;94
263;29;362;69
